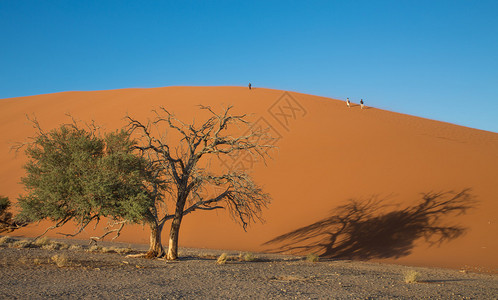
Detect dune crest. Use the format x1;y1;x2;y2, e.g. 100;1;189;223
1;86;497;272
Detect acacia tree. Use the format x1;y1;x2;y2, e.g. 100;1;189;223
15;119;168;256
127;105;273;260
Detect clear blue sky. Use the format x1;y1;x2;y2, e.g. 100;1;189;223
1;1;497;132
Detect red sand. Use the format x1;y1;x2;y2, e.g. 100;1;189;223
1;86;497;272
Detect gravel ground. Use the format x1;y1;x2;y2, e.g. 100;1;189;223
0;237;497;299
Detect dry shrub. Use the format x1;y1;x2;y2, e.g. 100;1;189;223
114;247;133;254
58;242;70;250
11;239;32;248
404;270;420;283
42;242;62;250
69;244;82;251
87;245;102;253
51;254;69;267
240;252;258;262
101;247;116;253
32;237;70;250
306;253;319;263
33;237;51;247
0;236;14;246
217;253;229;265
33;258;43;265
198;253;217;260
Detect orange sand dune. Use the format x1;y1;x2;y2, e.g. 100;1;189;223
1;87;497;272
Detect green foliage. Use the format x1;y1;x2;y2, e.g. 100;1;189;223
0;196;10;214
0;196;15;233
16;121;156;231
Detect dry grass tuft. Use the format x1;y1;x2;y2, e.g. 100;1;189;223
216;253;229;265
33;258;43;265
198;253;218;260
58;242;70;250
305;253;319;263
11;239;32;248
87;245;102;253
101;247;117;253
239;252;258;262
42;242;62;250
114;247;133;254
68;244;82;251
33;237;51;247
0;236;15;246
51;254;70;267
403;269;421;283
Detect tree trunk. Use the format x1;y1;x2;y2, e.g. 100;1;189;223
146;222;164;258
166;214;183;260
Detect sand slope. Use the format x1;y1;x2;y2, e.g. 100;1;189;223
1;86;497;272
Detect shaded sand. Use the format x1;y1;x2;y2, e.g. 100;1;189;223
1;86;497;273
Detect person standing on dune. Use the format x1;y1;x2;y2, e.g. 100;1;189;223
360;99;364;109
248;83;252;90
346;98;351;107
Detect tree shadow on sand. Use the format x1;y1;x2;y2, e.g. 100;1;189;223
263;189;476;260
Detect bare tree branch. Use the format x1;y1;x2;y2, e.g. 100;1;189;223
126;105;273;259
90;221;127;243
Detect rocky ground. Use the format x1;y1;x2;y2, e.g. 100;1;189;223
0;236;497;299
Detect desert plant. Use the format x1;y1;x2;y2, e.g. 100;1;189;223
0;196;13;232
217;253;229;265
68;244;82;251
42;241;64;251
0;235;14;246
16;119;157;252
128;106;273;259
33;236;51;247
197;252;218;260
87;245;102;253
11;239;32;248
240;252;258;262
114;247;133;254
17;106;272;260
0;196;25;233
101;247;116;253
33;258;43;265
51;254;69;267
306;253;319;263
403;269;420;283
58;242;70;250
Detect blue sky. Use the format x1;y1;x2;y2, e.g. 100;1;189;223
1;1;497;132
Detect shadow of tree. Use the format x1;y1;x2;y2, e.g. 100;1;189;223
263;189;476;260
